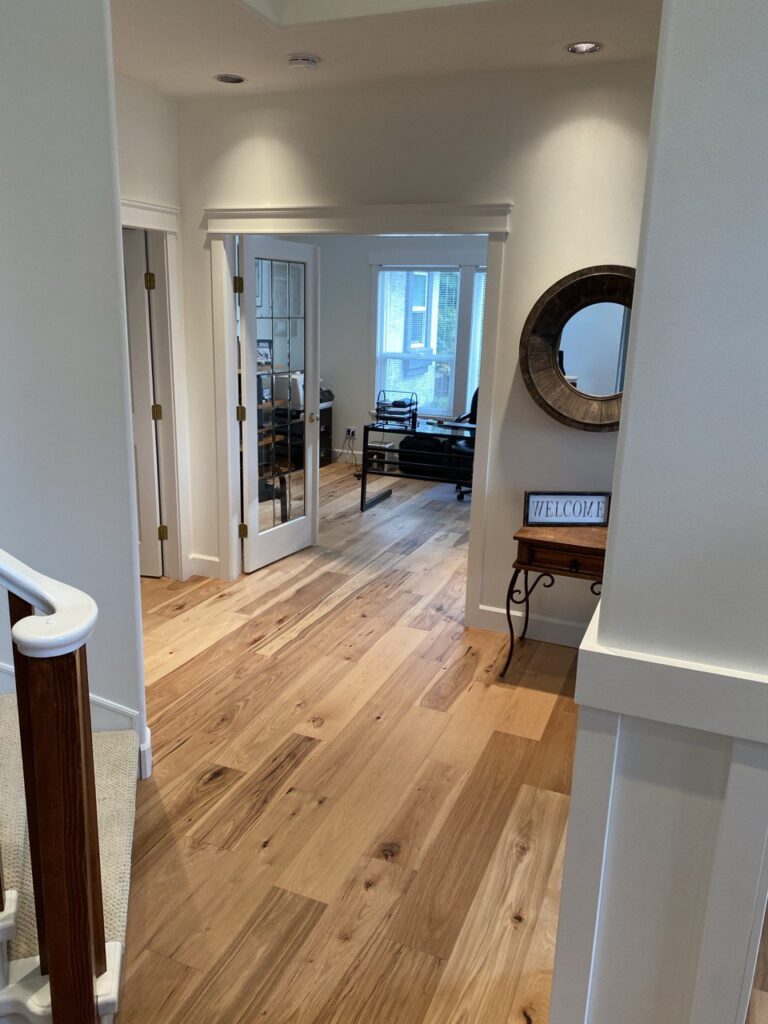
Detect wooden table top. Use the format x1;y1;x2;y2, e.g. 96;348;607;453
514;525;608;554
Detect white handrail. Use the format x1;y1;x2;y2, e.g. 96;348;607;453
0;549;98;659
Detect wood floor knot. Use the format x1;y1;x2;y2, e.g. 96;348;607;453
377;841;401;861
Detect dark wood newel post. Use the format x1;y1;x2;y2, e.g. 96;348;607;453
8;592;105;1024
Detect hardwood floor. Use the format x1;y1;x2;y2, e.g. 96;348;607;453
121;462;581;1023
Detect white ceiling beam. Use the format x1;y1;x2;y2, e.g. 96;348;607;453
241;0;493;28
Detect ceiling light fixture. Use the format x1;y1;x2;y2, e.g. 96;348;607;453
214;73;246;84
288;54;320;70
566;41;603;55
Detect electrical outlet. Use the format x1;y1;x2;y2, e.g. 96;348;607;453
346;427;356;439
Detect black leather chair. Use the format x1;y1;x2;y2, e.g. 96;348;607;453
453;388;478;501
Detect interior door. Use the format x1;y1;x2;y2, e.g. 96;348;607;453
240;236;319;573
123;228;164;578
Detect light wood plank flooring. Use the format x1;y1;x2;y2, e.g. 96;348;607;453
124;462;768;1020
122;463;581;1023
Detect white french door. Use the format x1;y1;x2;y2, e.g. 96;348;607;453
239;236;319;573
123;228;163;578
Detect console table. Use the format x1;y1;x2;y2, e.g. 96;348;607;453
500;524;607;677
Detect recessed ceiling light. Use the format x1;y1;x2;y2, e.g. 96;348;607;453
214;73;246;84
566;41;603;55
288;54;320;70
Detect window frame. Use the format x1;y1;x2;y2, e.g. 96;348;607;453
374;263;486;419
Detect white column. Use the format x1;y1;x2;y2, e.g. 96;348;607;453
551;0;768;1021
0;2;147;747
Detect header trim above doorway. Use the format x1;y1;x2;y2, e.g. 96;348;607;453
121;198;181;234
204;203;512;239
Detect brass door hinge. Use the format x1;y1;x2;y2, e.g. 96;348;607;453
144;272;156;291
151;403;163;421
158;524;169;541
238;523;249;539
233;275;244;294
236;405;247;422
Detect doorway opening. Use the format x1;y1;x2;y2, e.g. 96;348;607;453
230;232;490;591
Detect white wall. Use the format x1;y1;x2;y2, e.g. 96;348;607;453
599;0;768;676
0;1;145;735
115;75;180;209
294;234;487;452
178;61;654;636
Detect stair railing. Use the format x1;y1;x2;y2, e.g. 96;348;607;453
0;549;105;1023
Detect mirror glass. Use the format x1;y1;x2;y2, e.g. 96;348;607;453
557;302;631;397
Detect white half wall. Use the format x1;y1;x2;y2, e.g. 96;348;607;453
178;61;655;636
0;1;146;737
598;0;768;677
551;0;768;1017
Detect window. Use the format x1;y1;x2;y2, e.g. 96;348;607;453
466;269;487;407
376;266;485;418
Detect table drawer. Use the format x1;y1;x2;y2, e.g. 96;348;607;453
518;541;604;578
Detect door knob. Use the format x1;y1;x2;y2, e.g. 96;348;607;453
308;412;317;423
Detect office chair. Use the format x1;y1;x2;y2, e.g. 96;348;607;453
453;388;478;501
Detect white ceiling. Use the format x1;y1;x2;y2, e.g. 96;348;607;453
243;0;512;27
110;0;662;98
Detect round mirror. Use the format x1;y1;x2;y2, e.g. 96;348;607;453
558;302;631;397
519;265;635;431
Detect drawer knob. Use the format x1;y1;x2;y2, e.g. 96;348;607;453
570;558;581;573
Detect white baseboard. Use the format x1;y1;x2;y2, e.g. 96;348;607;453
0;661;13;694
139;726;153;780
90;693;140;732
188;553;221;578
332;447;363;464
1;661;141;733
471;603;588;649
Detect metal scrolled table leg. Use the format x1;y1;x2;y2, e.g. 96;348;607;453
499;569;556;678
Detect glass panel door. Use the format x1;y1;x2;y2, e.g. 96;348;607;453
240;237;318;572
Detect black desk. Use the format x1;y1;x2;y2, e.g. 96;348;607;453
360;419;476;511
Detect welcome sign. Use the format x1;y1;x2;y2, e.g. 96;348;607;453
525;491;611;527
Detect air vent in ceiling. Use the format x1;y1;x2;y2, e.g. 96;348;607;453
288;54;320;70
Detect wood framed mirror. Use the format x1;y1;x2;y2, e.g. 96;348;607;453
519;265;635;431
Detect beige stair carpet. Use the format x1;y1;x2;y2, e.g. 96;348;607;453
0;693;138;961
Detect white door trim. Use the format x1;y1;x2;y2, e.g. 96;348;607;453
464;235;505;629
120;203;192;580
123;228;164;578
121;199;181;234
145;231;192;581
208;204;512;606
211;236;242;582
205;203;511;238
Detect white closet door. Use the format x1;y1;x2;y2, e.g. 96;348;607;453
123;228;163;578
240;237;319;573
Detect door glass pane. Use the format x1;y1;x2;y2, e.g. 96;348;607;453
290;263;305;318
273;319;289;371
272;261;289;317
252;256;306;533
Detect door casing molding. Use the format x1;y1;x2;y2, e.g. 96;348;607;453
121;201;192;581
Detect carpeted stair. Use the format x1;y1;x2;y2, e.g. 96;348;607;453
0;693;138;962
